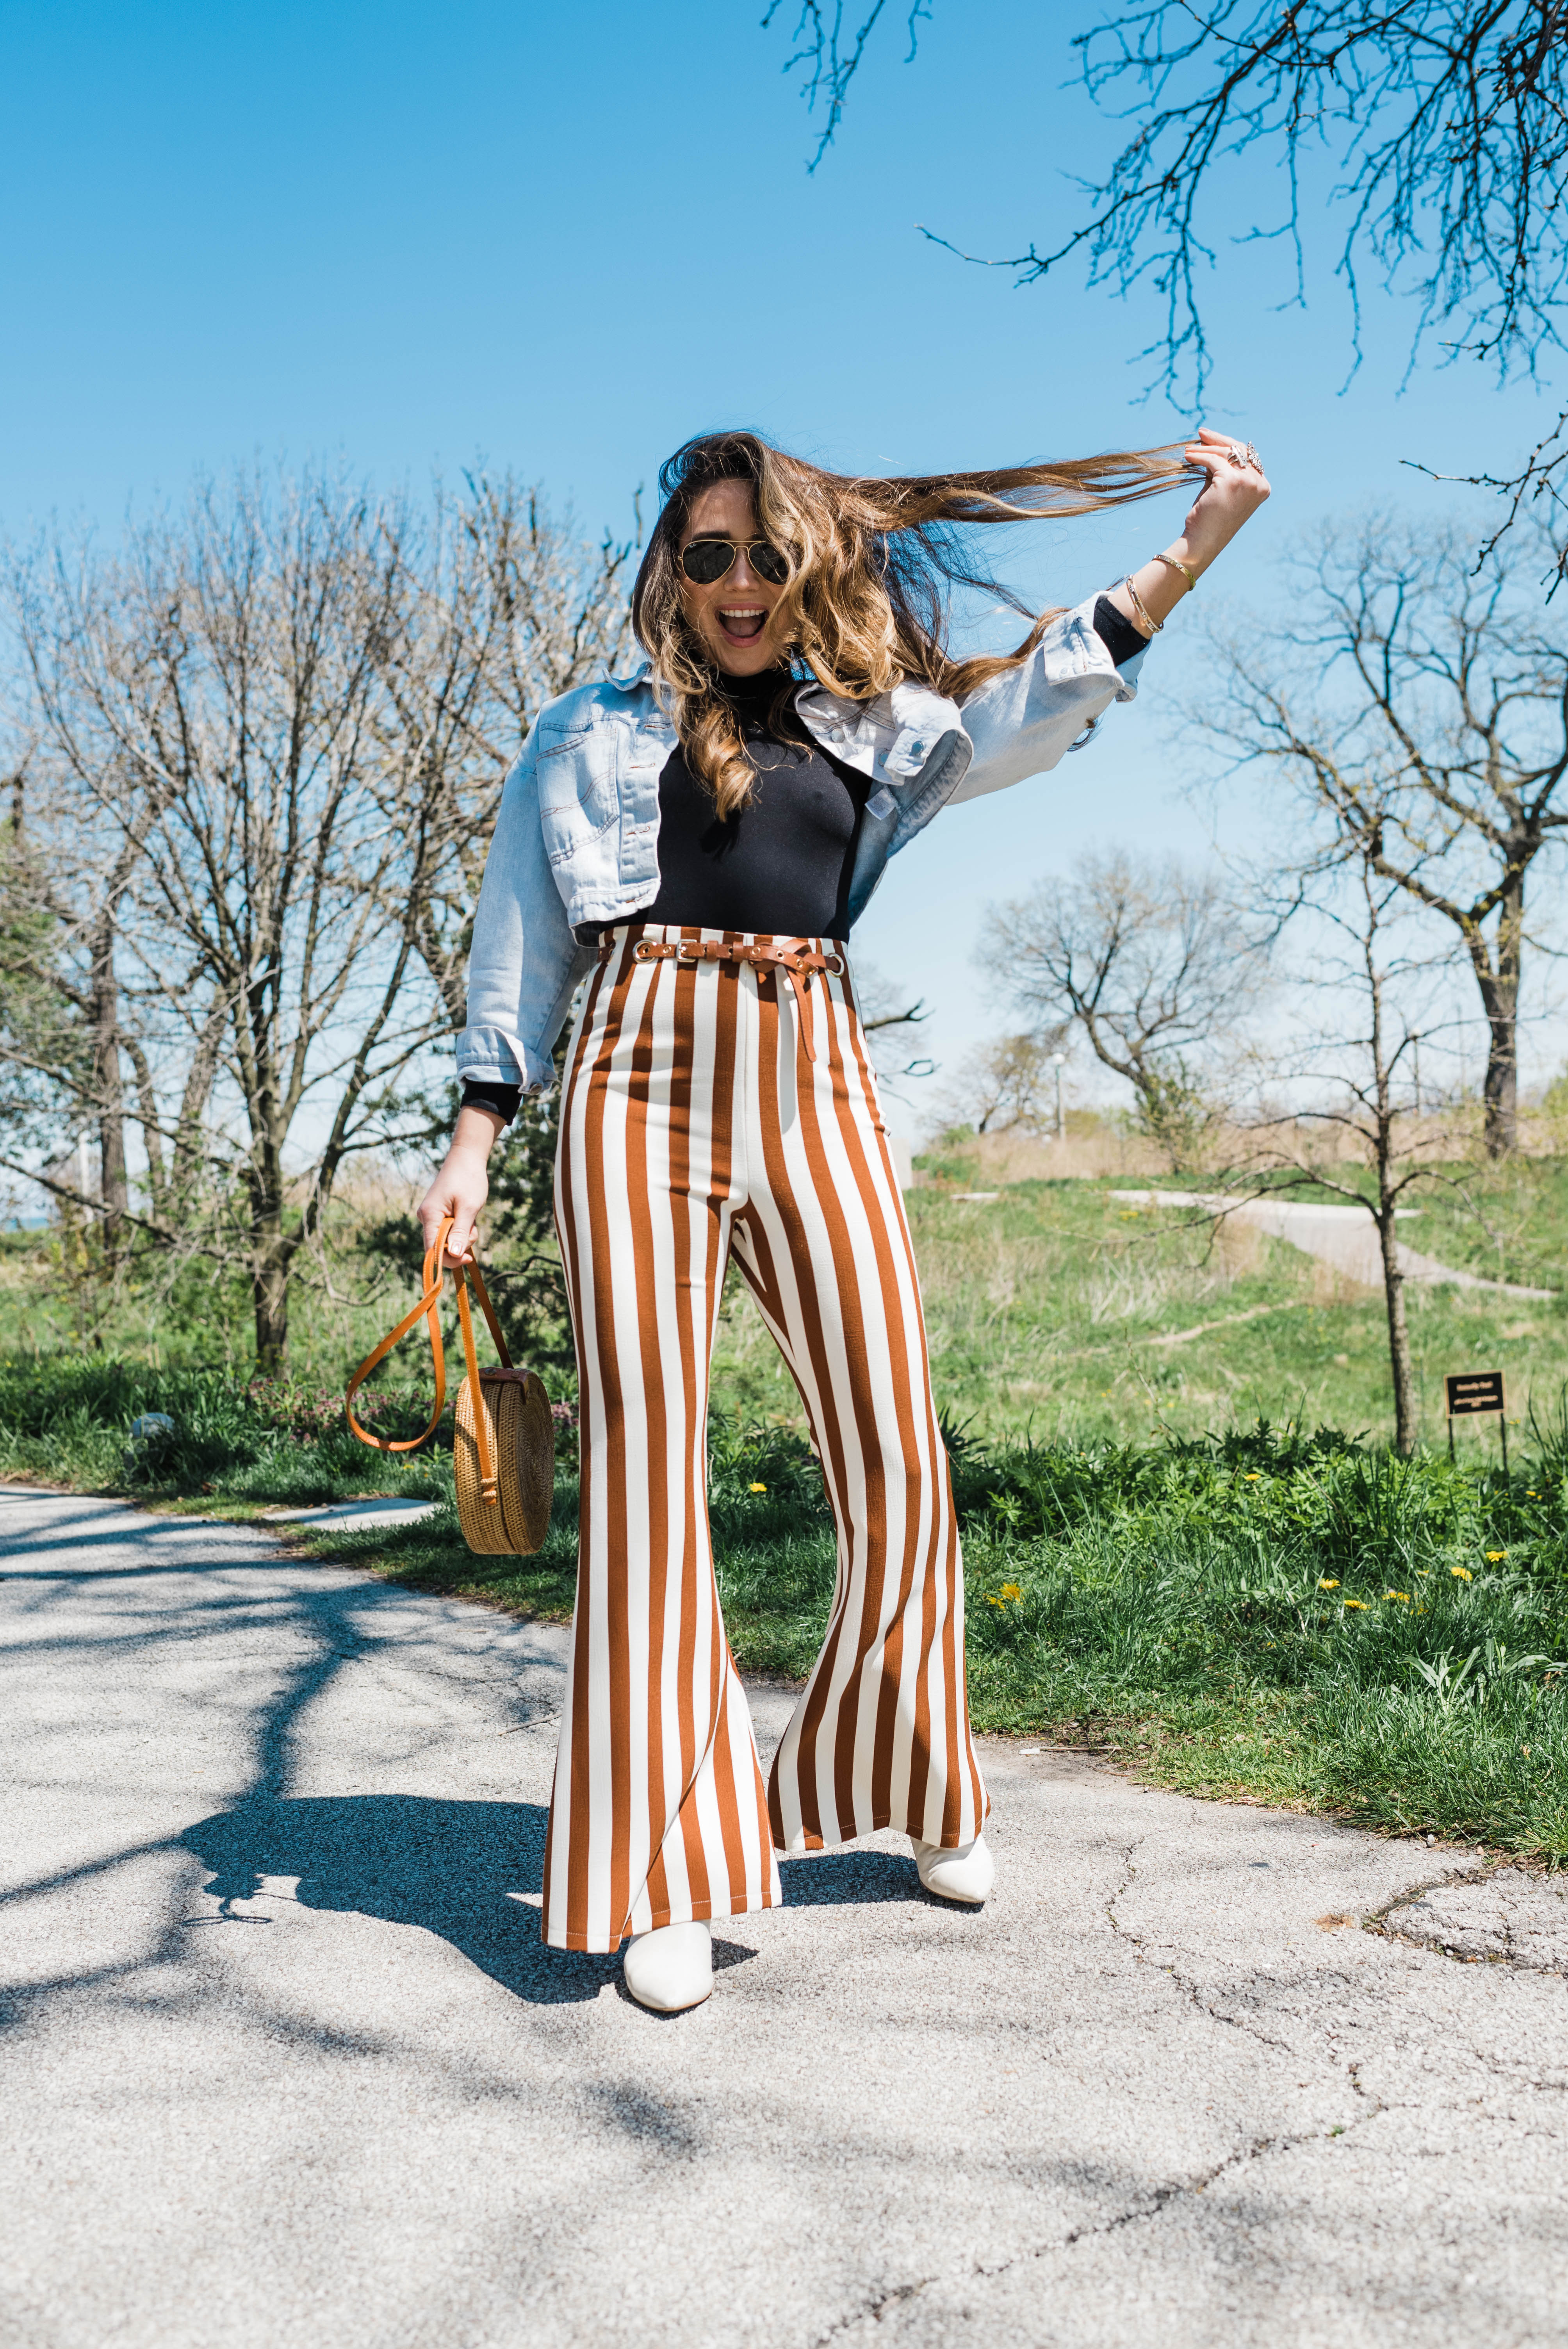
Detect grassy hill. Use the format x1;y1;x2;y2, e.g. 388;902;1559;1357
713;1155;1568;1460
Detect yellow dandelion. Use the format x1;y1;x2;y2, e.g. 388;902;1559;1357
1451;1566;1473;1581
1343;1598;1368;1611
1244;1472;1262;1482
748;1481;767;1493
1384;1590;1410;1604
1527;1490;1540;1498
1318;1579;1340;1590
1000;1581;1023;1603
1485;1550;1506;1563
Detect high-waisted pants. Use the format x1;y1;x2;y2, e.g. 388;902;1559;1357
541;923;987;1953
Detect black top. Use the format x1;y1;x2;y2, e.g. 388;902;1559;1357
624;666;868;943
462;595;1147;1123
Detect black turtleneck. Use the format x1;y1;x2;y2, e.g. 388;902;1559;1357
619;665;868;945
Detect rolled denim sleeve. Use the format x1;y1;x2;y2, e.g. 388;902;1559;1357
948;595;1144;806
457;738;593;1092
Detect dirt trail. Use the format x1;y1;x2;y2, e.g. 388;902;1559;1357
1112;1189;1556;1298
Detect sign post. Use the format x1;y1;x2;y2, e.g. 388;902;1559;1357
1444;1370;1508;1473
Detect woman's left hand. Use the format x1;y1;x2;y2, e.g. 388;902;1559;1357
1178;425;1271;566
1107;422;1271;635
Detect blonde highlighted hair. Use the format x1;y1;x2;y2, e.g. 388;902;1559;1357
631;428;1196;818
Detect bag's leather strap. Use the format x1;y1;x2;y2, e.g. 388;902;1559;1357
345;1214;512;1505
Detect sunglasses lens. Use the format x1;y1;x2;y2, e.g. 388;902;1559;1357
751;541;789;585
681;540;735;585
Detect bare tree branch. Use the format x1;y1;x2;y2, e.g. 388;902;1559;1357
764;4;1568;568
1201;511;1568;1152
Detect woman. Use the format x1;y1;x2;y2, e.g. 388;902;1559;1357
420;425;1269;2010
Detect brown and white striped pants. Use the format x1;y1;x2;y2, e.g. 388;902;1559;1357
542;923;987;1953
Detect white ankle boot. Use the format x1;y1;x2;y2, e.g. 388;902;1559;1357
912;1833;994;1904
622;1920;714;2012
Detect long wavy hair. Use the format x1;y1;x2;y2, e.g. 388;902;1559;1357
630;428;1197;818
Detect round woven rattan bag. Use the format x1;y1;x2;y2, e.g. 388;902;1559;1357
344;1216;554;1559
454;1368;554;1555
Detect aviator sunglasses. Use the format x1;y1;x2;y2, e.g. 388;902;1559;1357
679;535;791;587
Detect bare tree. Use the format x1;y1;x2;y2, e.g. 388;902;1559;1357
1205;515;1568;1156
932;1029;1070;1139
1239;846;1473;1454
7;465;635;1365
0;747;178;1281
980;850;1258;1167
0;779;93;1160
766;4;1568;574
376;474;639;1032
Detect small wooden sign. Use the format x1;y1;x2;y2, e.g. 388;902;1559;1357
1445;1370;1506;1419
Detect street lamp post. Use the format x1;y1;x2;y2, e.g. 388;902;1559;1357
1051;1052;1066;1141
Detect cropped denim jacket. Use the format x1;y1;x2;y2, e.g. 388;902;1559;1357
457;593;1144;1091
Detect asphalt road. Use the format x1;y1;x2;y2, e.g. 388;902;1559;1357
2;1488;1565;2349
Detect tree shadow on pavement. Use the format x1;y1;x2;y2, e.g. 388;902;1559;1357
183;1795;619;2006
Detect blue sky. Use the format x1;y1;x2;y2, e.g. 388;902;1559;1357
4;0;1561;1114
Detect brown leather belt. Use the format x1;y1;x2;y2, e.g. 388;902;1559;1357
604;933;847;1057
624;936;843;981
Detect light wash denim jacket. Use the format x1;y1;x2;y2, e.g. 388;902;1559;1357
457;593;1143;1090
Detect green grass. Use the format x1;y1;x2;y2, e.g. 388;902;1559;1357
953;1422;1568;1859
7;1156;1568;1862
0;1354;451;1506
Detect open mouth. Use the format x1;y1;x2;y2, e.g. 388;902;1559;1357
718;605;767;645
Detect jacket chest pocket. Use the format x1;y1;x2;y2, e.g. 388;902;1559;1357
536;720;622;866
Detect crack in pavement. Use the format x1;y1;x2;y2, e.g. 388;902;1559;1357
809;2275;937;2344
1345;2058;1384;2126
1363;1864;1491;1936
807;2122;1337;2342
1102;1834;1303;2060
797;1841;1355;2341
1357;1863;1568;1973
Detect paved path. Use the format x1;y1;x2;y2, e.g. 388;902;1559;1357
2;1489;1565;2349
1111;1191;1556;1299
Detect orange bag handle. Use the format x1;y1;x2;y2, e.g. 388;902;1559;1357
345;1215;513;1501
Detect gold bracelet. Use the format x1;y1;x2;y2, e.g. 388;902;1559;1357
1123;575;1162;634
1152;551;1197;591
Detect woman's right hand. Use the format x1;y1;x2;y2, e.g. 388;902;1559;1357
417;1105;505;1265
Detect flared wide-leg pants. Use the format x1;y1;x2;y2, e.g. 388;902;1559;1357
541;923;987;1952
